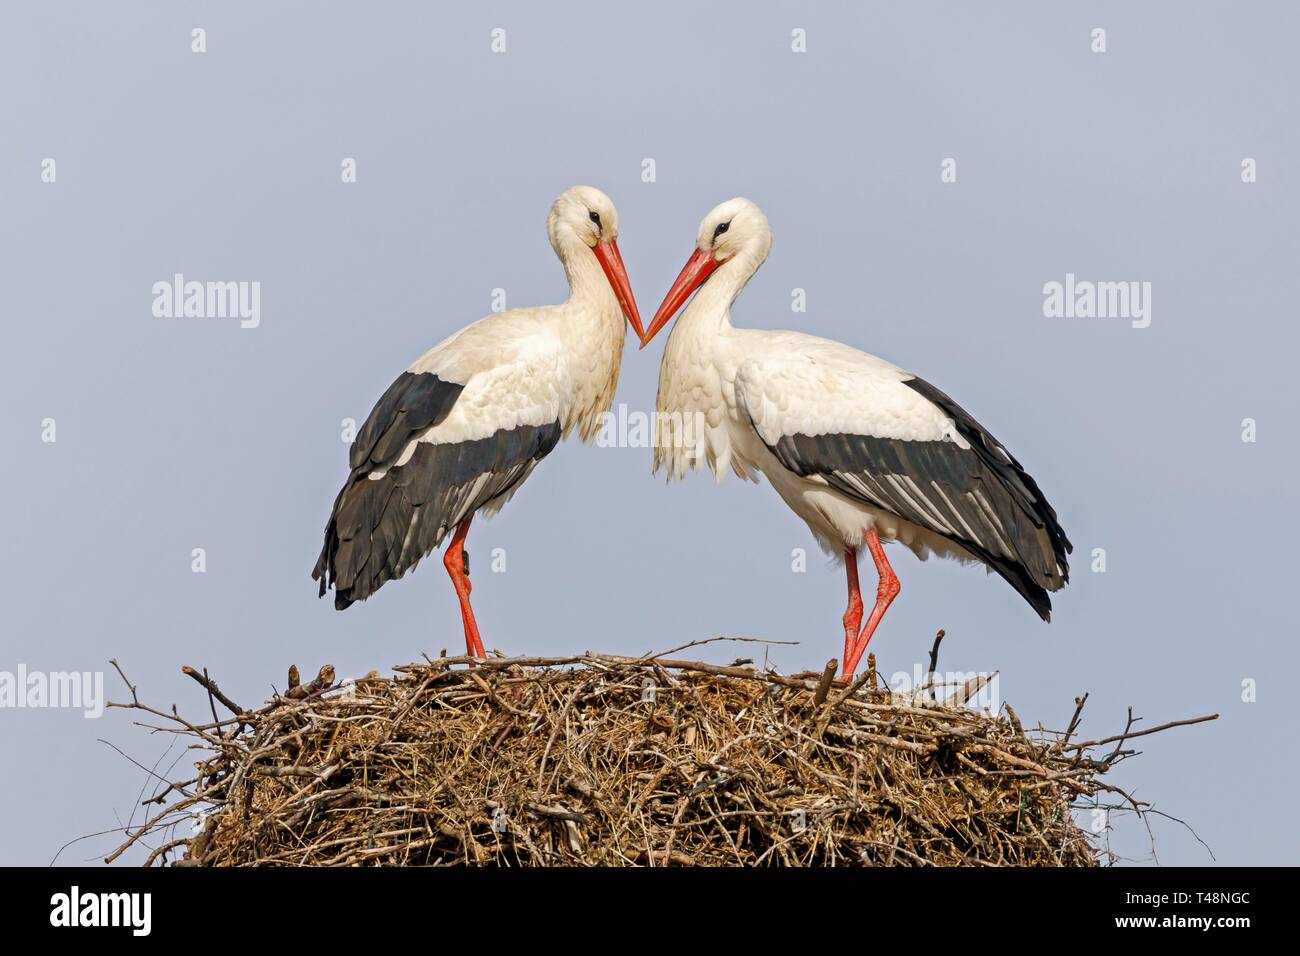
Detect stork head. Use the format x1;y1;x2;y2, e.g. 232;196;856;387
640;197;771;348
548;185;644;340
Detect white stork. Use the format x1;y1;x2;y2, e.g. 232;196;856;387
313;186;644;657
639;198;1070;678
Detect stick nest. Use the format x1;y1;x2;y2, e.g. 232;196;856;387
109;648;1214;867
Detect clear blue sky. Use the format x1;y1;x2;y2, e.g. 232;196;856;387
2;1;1297;865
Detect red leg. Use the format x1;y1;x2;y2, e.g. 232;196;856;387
443;516;486;658
843;527;900;678
842;549;863;668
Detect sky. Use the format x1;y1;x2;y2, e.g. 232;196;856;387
2;1;1297;866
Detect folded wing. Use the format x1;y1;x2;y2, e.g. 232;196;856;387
735;337;1071;618
314;324;566;609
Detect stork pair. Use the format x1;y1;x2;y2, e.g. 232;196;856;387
314;187;1070;678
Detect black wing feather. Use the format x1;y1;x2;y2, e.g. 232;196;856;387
765;375;1071;620
312;371;561;609
349;371;463;470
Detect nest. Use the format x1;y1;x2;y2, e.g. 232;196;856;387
105;644;1215;867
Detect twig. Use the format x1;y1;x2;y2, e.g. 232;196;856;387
646;636;799;660
285;665;336;700
110;659;139;706
812;659;838;707
181;666;244;716
1062;692;1089;744
1064;713;1218;752
925;630;945;684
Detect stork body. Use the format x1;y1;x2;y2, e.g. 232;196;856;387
313;186;643;657
641;199;1070;677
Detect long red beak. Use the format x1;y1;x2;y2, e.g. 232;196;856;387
639;247;720;349
593;239;645;342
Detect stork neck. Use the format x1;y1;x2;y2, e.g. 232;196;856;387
552;236;626;440
678;250;761;334
559;241;617;310
553;237;624;366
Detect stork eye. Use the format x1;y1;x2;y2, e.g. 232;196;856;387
713;221;730;239
589;210;601;227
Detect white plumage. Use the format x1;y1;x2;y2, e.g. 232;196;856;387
314;186;643;657
642;198;1070;677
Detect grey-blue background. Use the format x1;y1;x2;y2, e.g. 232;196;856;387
3;1;1296;866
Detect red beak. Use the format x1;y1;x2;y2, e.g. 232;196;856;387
639;247;720;349
592;239;645;342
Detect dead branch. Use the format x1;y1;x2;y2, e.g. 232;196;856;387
99;649;1215;867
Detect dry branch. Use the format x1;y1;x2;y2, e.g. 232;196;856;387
105;650;1215;867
